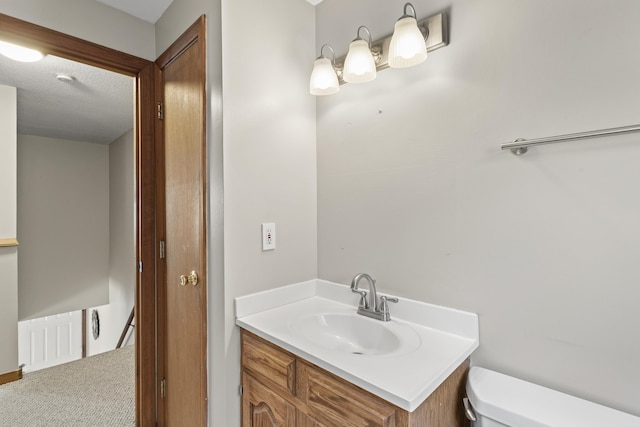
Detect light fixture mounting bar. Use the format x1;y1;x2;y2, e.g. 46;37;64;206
335;11;448;85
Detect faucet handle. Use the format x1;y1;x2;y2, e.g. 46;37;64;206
379;296;398;314
353;290;368;309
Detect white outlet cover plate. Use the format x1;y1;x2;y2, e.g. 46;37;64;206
262;223;276;251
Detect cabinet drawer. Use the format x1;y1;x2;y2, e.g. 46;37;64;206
298;361;396;427
242;330;296;395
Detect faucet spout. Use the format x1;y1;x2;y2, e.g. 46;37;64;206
350;273;378;312
350;273;398;321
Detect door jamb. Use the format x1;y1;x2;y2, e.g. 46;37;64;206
0;13;158;426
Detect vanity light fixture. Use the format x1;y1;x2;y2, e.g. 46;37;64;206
343;26;377;84
0;40;44;62
388;3;428;68
310;4;448;96
309;44;340;95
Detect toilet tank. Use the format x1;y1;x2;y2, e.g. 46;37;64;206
465;366;640;427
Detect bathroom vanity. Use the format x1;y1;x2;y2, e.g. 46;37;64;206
236;279;479;427
242;329;469;426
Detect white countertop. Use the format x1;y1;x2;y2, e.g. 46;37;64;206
235;279;479;412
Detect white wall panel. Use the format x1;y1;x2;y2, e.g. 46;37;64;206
18;311;82;372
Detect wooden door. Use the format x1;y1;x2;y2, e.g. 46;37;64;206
156;16;207;427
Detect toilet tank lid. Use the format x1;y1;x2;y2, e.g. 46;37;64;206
466;367;640;427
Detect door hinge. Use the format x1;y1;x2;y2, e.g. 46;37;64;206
157;101;164;120
138;261;143;273
159;240;165;259
161;378;166;398
239;384;243;396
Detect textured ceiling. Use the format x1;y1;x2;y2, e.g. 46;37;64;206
0;53;133;145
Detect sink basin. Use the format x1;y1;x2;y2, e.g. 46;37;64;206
289;312;421;356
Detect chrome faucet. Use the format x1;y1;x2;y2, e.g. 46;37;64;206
350;273;398;321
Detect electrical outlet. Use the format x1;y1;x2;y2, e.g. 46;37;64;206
262;223;276;251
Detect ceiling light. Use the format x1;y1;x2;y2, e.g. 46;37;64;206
0;41;44;62
56;73;75;83
388;3;428;68
310;44;339;96
343;26;377;84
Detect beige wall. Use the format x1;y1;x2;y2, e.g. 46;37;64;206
0;84;18;374
107;129;135;347
0;85;17;239
15;129;134;358
316;0;640;416
86;129;136;356
221;0;317;424
18;135;110;321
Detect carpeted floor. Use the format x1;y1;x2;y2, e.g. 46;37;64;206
0;345;135;427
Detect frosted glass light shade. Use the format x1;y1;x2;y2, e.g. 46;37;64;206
343;39;377;84
0;41;43;62
388;16;427;68
310;57;339;95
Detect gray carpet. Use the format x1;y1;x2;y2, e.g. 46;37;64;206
0;345;135;427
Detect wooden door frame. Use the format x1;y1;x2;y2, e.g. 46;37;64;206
0;13;158;426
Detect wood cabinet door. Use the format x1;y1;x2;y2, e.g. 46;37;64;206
297;412;328;427
243;373;296;427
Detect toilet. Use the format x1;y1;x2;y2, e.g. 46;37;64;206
465;366;640;427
